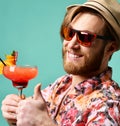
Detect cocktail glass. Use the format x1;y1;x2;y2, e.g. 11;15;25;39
3;65;38;98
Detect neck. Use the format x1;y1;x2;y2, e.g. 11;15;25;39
71;66;108;87
71;75;87;87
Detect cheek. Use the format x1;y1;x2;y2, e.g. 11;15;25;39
84;48;97;60
82;47;91;56
63;40;69;47
62;40;69;54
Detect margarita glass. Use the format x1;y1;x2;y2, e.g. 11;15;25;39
3;65;38;98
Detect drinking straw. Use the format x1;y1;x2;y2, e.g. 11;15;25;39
0;58;6;66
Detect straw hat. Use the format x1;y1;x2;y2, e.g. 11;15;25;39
67;0;120;50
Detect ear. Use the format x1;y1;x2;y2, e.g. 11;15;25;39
106;42;117;54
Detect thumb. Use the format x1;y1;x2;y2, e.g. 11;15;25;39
33;83;43;100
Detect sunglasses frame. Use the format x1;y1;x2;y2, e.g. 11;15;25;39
62;26;112;47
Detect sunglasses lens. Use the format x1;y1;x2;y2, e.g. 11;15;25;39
77;32;95;46
63;27;75;41
62;26;96;47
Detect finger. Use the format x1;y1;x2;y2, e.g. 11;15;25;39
2;98;20;107
2;111;17;120
2;104;17;113
2;94;21;105
21;94;26;99
6;94;21;101
33;83;43;100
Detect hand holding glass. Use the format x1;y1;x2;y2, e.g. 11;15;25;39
3;65;38;98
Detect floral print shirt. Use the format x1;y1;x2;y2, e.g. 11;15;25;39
42;67;120;126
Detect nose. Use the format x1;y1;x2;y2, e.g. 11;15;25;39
67;34;80;49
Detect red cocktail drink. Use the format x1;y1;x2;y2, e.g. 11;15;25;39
3;65;38;97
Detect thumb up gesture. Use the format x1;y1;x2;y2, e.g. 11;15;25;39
17;84;55;126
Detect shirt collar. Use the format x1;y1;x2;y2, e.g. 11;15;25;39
74;67;112;94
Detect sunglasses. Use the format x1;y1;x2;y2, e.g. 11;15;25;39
62;26;112;47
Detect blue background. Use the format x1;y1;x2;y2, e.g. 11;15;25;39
0;0;120;125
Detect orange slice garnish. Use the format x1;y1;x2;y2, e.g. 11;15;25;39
0;51;18;74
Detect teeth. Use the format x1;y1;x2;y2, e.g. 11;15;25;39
68;52;80;58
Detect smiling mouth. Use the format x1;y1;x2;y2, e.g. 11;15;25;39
67;52;83;59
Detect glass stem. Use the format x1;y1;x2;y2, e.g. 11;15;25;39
18;88;23;99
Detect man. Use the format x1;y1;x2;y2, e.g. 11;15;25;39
1;0;120;125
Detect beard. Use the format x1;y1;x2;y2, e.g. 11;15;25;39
62;46;106;76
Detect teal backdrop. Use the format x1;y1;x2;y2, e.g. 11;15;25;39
0;0;120;125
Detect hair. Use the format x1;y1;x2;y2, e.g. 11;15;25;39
60;6;117;44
